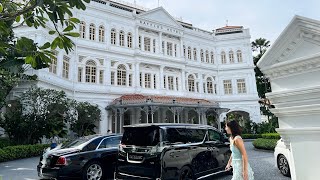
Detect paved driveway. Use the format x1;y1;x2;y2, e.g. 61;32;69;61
0;141;291;180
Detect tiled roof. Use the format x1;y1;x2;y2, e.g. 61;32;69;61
110;94;215;106
216;26;243;30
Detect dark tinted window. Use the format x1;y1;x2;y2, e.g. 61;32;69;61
164;128;206;144
122;127;160;146
61;135;100;149
98;136;121;149
208;129;222;142
82;138;101;151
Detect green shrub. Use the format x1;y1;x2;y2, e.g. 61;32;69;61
0;138;12;149
242;134;262;139
252;138;278;150
262;133;281;139
0;144;49;162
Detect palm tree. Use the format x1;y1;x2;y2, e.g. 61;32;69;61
251;38;270;55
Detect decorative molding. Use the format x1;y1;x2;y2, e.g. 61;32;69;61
127;63;132;69
265;54;320;79
111;60;117;67
79;55;86;62
98;58;104;65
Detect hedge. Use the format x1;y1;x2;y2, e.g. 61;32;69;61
0;144;49;162
242;134;262;139
261;133;281;139
252;138;278;150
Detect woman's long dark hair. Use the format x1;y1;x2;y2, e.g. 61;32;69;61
226;120;242;138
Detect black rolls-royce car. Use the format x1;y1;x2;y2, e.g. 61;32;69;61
37;134;122;180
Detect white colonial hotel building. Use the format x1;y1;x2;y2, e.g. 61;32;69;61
13;0;261;134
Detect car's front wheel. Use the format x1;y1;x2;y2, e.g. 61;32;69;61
277;154;291;177
83;161;104;180
178;166;195;180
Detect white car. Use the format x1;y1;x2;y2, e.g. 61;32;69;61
274;138;291;177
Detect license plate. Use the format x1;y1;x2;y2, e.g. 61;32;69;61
128;154;143;161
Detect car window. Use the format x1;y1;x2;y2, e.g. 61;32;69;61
98;136;121;149
82;138;101;151
164;128;206;144
208;129;222;142
122;127;160;146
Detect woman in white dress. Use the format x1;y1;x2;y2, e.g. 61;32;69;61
225;120;254;180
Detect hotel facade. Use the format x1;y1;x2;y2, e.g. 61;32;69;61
13;0;261;134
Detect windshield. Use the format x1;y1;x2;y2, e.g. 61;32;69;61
61;135;100;149
121;127;160;146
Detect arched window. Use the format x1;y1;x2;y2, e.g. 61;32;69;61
79;21;86;39
205;50;209;63
229;50;234;63
188;47;192;60
237;50;243;62
117;64;126;86
221;51;226;64
99;25;105;42
207;77;213;94
200;49;204;62
193;48;197;61
210;51;214;64
188;74;195;92
127;33;132;48
89;23;95;40
111;29;116;45
85;61;96;83
119;31;125;46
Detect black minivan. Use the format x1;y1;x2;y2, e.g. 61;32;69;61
115;123;231;180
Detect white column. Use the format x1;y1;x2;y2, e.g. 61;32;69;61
57;52;63;77
199;73;204;93
181;70;186;91
232;79;237;95
159;32;162;54
180;37;183;58
105;59;110;85
141;35;145;51
160;66;164;89
142;72;145;88
99;108;108;134
165;75;169;90
197;48;201;62
116;30;120;46
135;26;139;49
151;74;155;89
135;63;140;88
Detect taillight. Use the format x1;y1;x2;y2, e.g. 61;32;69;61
119;144;126;152
56;156;67;165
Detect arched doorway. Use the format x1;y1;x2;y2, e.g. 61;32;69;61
226;110;252;134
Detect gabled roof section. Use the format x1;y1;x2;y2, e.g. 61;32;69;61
137;7;182;28
258;15;320;71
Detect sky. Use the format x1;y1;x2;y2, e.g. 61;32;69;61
123;0;320;44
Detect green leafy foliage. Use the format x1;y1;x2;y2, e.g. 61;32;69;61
242;134;262;139
0;87;101;144
0;87;74;144
0;144;49;162
261;133;281;139
0;137;12;149
252;138;278;150
0;0;90;109
71;102;101;137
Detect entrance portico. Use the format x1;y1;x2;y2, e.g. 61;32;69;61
106;94;229;133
